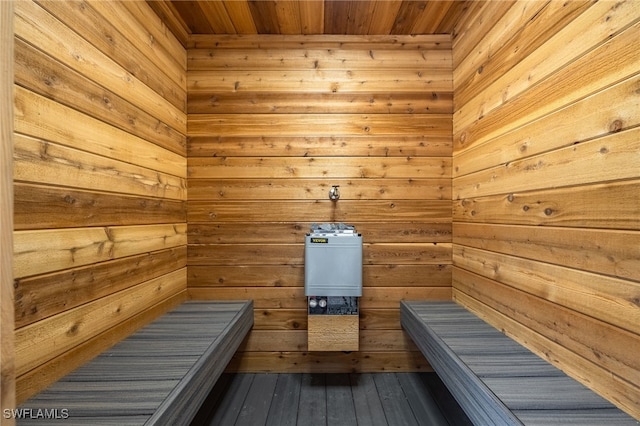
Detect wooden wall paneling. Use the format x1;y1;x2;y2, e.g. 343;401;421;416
15;247;187;328
14;0;186;133
188;222;451;244
453;245;640;337
238;306;405;333
453;0;591;110
187;34;452;50
15;268;187;378
14;135;186;201
189;70;451;93
188;243;450;267
454;2;640;150
120;1;186;69
451;0;514;69
14;223;187;278
144;0;191;46
187;35;453;373
14;1;188;402
189;178;450;201
14;183;186;230
16;292;186;405
453;1;640;418
187;135;452;157
188;47;452;70
188;200;450;223
14;37;185;155
452;289;639;419
92;1;186;87
188;92;453;114
1;0;15;418
241;329;418;353
454;222;639;283
187;264;451;288
453;74;640;178
454;127;639;199
252;308;307;331
14;88;186;179
226;351;430;374
189;114;452;137
188;157;450;179
454;179;640;230
35;0;185;111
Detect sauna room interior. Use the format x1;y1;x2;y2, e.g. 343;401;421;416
1;0;638;422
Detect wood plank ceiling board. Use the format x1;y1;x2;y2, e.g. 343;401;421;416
148;0;476;44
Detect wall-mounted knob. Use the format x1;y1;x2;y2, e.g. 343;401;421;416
329;185;340;201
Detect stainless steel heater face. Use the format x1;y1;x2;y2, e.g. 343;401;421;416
304;227;362;299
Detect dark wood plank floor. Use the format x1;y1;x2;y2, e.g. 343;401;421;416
192;373;472;426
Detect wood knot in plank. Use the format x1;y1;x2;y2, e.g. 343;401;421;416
609;120;623;133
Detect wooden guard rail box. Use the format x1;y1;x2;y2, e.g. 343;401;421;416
307;315;359;352
401;301;637;425
17;301;253;425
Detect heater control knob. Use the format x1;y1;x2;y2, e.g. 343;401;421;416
309;299;318;308
318;298;327;308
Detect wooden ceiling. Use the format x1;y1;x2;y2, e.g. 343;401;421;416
148;1;474;45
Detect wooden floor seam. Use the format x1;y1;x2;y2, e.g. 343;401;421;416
192;372;472;426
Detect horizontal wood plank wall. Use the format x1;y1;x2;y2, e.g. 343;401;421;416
186;34;453;373
13;0;187;403
452;0;640;418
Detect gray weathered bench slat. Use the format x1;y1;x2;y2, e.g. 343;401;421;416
401;301;637;425
18;300;253;426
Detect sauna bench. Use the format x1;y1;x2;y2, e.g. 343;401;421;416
18;300;253;426
401;301;637;425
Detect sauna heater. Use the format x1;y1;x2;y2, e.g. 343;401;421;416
304;223;362;351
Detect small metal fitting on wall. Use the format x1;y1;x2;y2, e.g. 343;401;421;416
329;185;340;201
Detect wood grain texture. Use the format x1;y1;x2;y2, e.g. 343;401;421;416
154;0;468;39
453;75;640;179
452;1;640;418
14;183;186;230
14;223;187;278
187;34;453;372
14;37;185;155
454;4;640;151
187;264;451;287
1;0;15;419
227;351;431;374
308;315;359;351
188;47;452;70
189;178;450;201
16;293;186;405
14;0;186;132
187;135;452;157
15;268;187;377
15;248;187;328
186;34;452;50
13;0;188;403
